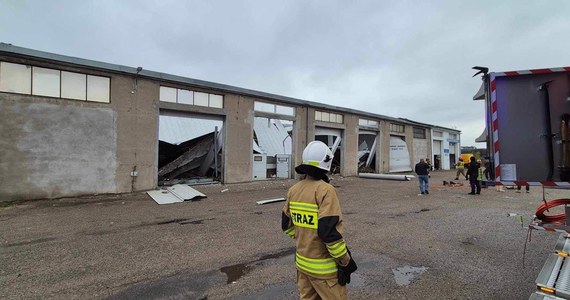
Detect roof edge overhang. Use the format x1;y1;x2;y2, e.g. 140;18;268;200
0;42;434;126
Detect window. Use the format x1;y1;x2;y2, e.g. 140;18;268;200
315;110;343;123
194;92;209;106
390;123;405;133
0;61;110;103
159;86;224;108
359;118;378;128
209;94;224;108
32;67;60;97
87;75;110;103
450;133;458;140
0;62;31;94
159;86;177;103
254;101;295;116
177;89;193;105
61;71;86;100
413;127;426;139
433;131;443;138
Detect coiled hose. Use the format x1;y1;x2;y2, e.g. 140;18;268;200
536;199;570;224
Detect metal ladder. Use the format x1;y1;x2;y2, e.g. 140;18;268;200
532;234;570;299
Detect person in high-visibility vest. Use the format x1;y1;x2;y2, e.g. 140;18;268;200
282;141;357;299
466;156;482;195
454;158;467;180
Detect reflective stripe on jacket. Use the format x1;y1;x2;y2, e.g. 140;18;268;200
282;178;347;279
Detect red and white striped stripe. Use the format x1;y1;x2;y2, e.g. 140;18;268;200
528;224;570;234
496;181;570;187
494;67;570;77
490;66;570;183
490;73;500;180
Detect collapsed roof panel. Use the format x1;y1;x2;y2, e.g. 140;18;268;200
159;114;223;145
253;117;292;156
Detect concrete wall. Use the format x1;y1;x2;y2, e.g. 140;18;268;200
0;52;455;200
0;55;159;200
413;139;429;165
0;98;117;200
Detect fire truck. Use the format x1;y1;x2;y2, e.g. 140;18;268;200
473;65;570;299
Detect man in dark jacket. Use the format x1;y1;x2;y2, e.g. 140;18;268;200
466;157;482;195
415;159;430;195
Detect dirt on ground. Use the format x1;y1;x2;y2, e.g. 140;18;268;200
1;170;568;299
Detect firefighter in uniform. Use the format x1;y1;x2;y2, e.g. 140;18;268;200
455;158;467;180
282;141;357;300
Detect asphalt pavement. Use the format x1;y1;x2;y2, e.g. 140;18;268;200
1;171;568;299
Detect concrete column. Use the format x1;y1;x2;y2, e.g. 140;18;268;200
405;125;416;165
293;106;311;177
380;120;391;173
114;76;159;193
223;95;254;183
342;114;358;177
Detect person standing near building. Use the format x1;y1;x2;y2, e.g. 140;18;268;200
282;141;357;300
466;156;482;195
483;158;492;180
454;158;467;180
415;158;430;195
425;158;433;171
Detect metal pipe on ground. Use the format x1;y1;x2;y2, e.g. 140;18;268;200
359;173;414;181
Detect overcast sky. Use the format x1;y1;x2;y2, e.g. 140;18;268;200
2;0;570;146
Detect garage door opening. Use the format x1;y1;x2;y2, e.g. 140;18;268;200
158;110;224;185
389;135;412;172
358;131;377;172
252;117;293;180
315;127;342;174
433;140;442;170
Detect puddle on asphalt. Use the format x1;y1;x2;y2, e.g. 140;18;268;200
220;263;252;284
219;248;295;284
392;266;428;286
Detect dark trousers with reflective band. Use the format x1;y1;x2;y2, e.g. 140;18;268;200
297;271;347;300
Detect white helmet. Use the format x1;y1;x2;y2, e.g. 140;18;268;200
302;141;334;171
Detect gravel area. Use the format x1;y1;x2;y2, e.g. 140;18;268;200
1;170;568;299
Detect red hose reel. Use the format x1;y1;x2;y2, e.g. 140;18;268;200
536;199;570;224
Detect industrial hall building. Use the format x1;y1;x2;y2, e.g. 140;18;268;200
0;43;461;201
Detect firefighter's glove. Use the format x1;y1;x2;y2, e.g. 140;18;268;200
337;256;358;286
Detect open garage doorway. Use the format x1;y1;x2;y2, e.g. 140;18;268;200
315;127;342;174
358;130;378;172
433;140;442;170
252;117;293;180
158;110;224;185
